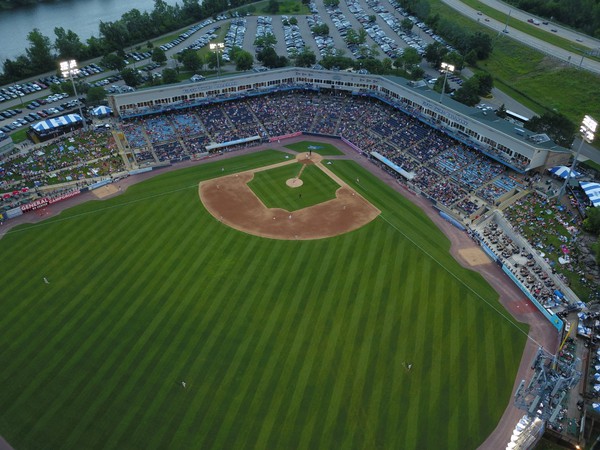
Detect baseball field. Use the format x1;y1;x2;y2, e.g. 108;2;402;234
0;147;528;449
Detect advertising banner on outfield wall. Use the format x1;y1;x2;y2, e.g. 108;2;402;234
268;132;302;143
20;198;49;212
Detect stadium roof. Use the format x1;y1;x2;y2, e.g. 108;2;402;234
383;75;568;153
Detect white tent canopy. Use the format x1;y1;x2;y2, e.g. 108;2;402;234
32;114;83;132
91;105;112;116
548;166;582;179
580;181;600;207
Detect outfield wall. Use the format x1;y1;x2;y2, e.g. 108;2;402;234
478;233;564;333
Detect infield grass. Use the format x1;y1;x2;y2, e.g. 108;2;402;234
0;149;527;450
248;163;340;211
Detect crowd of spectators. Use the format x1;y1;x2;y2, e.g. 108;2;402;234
1;89;531;218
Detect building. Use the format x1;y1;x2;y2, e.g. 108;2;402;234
108;68;570;173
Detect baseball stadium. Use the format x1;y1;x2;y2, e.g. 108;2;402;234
0;68;575;449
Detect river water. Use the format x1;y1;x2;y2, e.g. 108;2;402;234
0;0;179;60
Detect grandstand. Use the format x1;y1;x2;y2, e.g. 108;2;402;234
108;68;571;173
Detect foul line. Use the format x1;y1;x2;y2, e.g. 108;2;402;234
377;213;544;348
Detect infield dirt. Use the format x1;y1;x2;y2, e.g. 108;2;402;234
199;152;380;240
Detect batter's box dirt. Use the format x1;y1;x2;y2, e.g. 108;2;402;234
199;161;380;240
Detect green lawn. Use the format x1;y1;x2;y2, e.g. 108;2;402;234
0;150;527;449
284;140;344;155
429;0;600;127
248;163;340;211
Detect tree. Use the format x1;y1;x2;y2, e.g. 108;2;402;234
311;23;330;36
54;27;85;60
234;49;254;70
473;72;493;96
205;50;223;70
423;42;448;69
295;48;316;67
467;32;493;60
160;68;178;83
496;103;507;119
266;0;279;14
368;14;377;23
396;46;421;71
409;66;425;80
152;47;167;65
357;28;367;44
87;86;107;105
257;47;287;68
584;207;600;234
525;112;576;147
99;20;130;51
180;49;203;72
323;0;339;6
345;29;358;45
101;53;127;71
254;33;277;49
401;18;414;34
3;56;32;81
26;29;54;73
453;77;481;106
289;17;298;25
120;67;143;87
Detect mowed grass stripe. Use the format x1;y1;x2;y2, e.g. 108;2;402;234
0;149;527;449
247;242;342;450
159;229;264;448
179;235;275;448
364;227;407;449
342;226;397;450
259;237;358;450
268;240;353;448
111;232;264;446
2;201;178;446
57;207;198;442
57;201;212;446
99;219;220;447
217;242;317;450
289;234;362;450
2;205;171;416
310;228;383;449
191;240;298;449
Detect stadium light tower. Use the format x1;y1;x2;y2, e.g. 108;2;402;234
559;114;597;197
60;59;87;131
210;43;225;78
439;62;455;104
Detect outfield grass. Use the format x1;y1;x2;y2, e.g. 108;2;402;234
284;140;345;155
0;150;527;449
248;163;340;211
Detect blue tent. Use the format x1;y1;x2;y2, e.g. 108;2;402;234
580;181;600;207
91;105;112;116
32;114;83;132
548;166;582;179
594;403;600;413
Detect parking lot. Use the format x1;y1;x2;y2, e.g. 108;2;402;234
0;0;461;138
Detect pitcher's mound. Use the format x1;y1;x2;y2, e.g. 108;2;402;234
286;178;303;188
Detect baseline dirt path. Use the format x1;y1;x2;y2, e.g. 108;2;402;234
0;138;558;450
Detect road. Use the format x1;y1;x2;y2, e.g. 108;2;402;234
442;0;600;74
